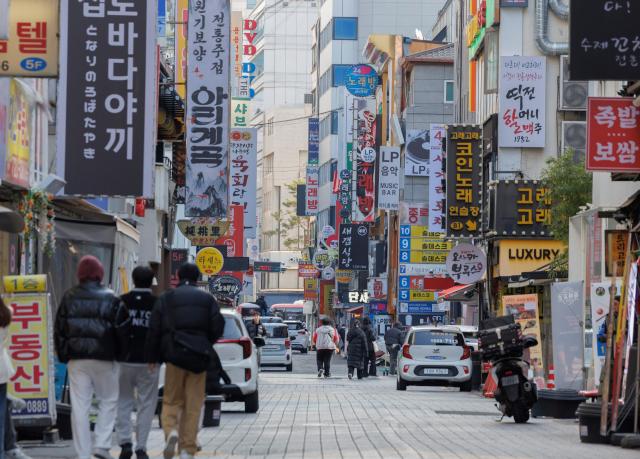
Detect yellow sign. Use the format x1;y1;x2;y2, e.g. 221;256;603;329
177;219;231;246
195;247;225;276
3;275;47;293
497;239;565;277
0;0;59;77
409;252;448;264
411;239;453;251
6;79;31;187
335;270;354;284
465;15;480;47
175;0;188;99
3;293;53;415
408;226;443;238
409;291;436;302
304;278;318;301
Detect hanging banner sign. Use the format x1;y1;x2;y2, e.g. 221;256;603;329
353;98;377;222
215;205;244;258
368;277;388;300
230;128;257;238
445;125;482;238
5;80;31;188
338;223;369;271
306;166;319;216
345;64;378;97
378;146;400;211
587;97;640;172
231;11;242;79
605;230;628;277
308;117;319;166
231;98;250;128
175;0;188;99
498;56;546;148
429;124;446;233
551;281;585;391
0;0;59;77
185;0;230;217
405;130;430;177
445;243;486;284
304;278;319;301
177;219;230;246
57;0;155;196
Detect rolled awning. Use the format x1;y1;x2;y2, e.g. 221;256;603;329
346;306;365;313
0;205;25;233
437;284;476;303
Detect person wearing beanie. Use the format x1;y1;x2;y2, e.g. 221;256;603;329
54;255;121;459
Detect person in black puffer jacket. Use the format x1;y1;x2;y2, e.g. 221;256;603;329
361;317;378;377
54;255;120;459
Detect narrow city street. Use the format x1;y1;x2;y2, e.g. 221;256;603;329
24;352;638;459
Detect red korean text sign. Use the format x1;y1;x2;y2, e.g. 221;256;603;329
587;97;640;172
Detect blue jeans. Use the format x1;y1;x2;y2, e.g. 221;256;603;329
0;383;7;457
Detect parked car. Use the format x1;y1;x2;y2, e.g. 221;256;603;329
396;326;472;392
284;320;309;353
458;325;479;351
206;310;264;413
262;316;284;324
261;323;293;371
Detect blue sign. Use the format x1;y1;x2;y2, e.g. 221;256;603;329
407;302;437;314
345;64;378;97
308;118;319;165
157;0;166;37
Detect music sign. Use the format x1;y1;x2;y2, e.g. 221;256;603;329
445;243;486;284
587;97;640;172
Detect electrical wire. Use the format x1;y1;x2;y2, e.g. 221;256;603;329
250;107;342;127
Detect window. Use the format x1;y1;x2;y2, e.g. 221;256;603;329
311;44;317;70
319;22;331;51
319;111;338;140
264;153;274;174
484;30;499;94
331;110;339;135
319;160;334;186
332;64;352;86
444;80;454;103
267;117;274;136
253;50;265;77
222;317;243;339
411;331;464;346
319;68;331;96
333;17;357;40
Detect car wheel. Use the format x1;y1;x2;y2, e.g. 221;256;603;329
286;363;293;372
459;379;473;392
396;374;407;391
301;348;308;354
244;390;259;413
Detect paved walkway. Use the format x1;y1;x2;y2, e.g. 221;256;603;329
26;353;638;458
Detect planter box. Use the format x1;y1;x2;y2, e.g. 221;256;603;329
531;389;586;419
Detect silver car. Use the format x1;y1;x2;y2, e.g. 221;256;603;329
284;320;310;354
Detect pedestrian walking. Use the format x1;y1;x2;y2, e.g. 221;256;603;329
384;322;404;375
254;295;268;316
115;266;159;459
145;263;224;459
361;317;378;377
0;297;14;459
246;310;266;339
346;320;367;380
54;255;120;459
312;318;339;378
4;396;32;459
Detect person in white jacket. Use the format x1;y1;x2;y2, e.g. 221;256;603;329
312;318;339;378
0;297;15;459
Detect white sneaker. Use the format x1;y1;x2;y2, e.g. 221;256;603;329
348;373;353;380
317;369;324;378
6;448;33;459
93;448;114;459
179;451;194;459
164;430;179;459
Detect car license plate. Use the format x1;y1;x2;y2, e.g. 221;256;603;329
264;345;279;351
501;375;519;386
423;368;448;375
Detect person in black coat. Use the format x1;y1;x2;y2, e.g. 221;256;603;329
384;322;404;375
346;320;367;379
361;317;378;377
254;295;268;316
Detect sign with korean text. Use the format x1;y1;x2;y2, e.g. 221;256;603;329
499;56;545;148
58;0;156;196
0;0;59;77
195;247;225;276
169;249;188;288
345;64;378;97
405;130;430;177
399;202;429;226
231;98;250;128
492;180;552;236
354;98;377;222
230;128;257;238
3;275;47;294
429;124;446;233
445;125;482;238
185;0;230;217
338;224;369;271
308;117;319;166
587;97;640;172
253;262;283;273
231;11;242;79
298;263;318;278
5;79;31;188
2;286;55;421
175;0;188;99
445;243;486;284
570;1;640;80
305;166;319;216
215;205;244;258
208;275;242;298
177;219;230;246
304;278;318;301
497;239;565;277
605;230;628;277
173;143;186;204
378;146;400;211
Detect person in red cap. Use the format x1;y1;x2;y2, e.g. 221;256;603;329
54;255;121;459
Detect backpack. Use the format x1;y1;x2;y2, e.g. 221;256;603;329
316;326;335;349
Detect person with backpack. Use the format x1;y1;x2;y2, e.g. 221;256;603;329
384;322;404;376
312;318;339;378
145;263;224;459
114;266;159;459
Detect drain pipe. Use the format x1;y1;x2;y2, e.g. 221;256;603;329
548;0;569;20
535;0;569;56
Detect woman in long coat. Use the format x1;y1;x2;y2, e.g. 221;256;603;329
346;320;367;379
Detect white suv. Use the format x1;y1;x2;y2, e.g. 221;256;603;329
396;326;472;392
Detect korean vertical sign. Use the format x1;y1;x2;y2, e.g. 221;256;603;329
57;0;156;196
2;275;55;422
186;0;230;217
499;56;546;148
429;124;446;233
306;166;319;216
445;125;482;238
378;146;400;211
587;97;640;172
230;128;257;238
354;98;377;222
308;117;319;166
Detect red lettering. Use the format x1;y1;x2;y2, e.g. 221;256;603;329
243;45;256;56
244;19;257;31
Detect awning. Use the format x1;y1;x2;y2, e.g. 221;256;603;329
346;306;365;313
0;205;25;233
437;284;476;303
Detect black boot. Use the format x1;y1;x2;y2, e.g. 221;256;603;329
135;450;149;459
119;443;133;459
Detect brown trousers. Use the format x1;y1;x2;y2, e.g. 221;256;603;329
161;363;206;455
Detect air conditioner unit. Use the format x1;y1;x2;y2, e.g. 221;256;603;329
561;121;587;162
560;55;588;111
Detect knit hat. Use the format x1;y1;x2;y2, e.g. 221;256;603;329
77;255;104;283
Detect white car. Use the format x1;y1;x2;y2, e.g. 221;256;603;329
284;320;310;353
260;323;293;371
396;326;472;392
458;325;479;351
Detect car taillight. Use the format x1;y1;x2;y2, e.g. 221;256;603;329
298;330;306;335
460;345;471;360
402;344;412;359
245;368;252;382
218;337;252;360
285;339;291;348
